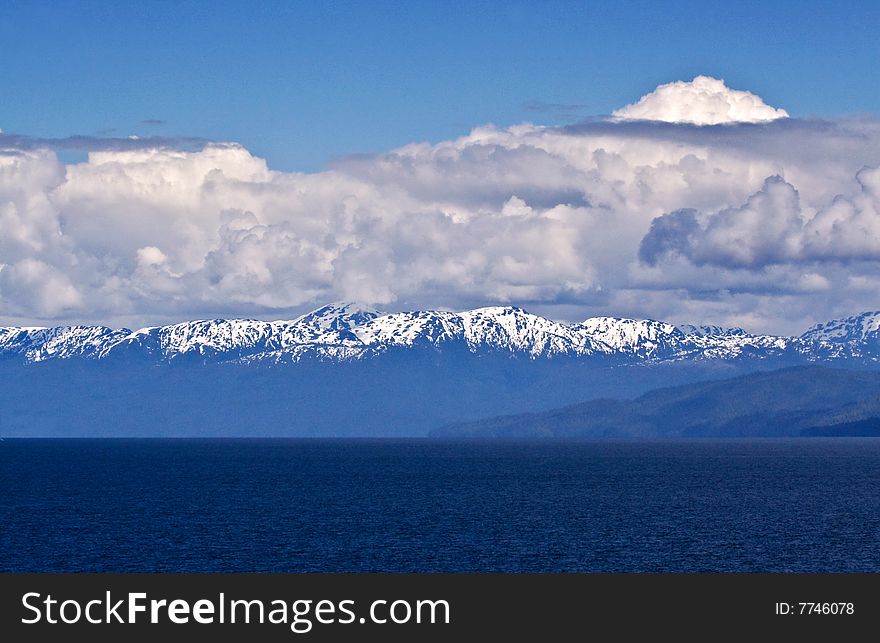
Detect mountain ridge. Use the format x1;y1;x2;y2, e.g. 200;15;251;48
2;304;879;366
431;366;880;439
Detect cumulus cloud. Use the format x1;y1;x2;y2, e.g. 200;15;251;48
612;76;789;125
640;169;880;268
1;77;879;334
0;258;82;316
803;166;880;261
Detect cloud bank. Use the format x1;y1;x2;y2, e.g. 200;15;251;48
1;77;879;334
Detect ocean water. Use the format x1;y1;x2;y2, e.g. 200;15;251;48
2;439;879;572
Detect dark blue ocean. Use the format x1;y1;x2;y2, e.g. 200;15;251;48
2;439;879;572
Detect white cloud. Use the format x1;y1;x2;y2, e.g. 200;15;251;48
802;166;880;261
1;77;879;334
0;258;82;316
640;170;880;268
612;76;789;125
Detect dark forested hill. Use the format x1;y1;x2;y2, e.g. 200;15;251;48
432;366;880;438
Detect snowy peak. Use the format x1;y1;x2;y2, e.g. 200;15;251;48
129;319;277;359
293;302;383;330
357;306;598;356
578;317;686;357
459;306;586;356
0;325;130;362
355;310;465;348
801;311;880;344
799;311;880;358
282;302;383;345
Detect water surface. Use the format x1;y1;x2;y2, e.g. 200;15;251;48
2;439;878;572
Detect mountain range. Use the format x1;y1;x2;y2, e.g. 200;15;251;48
3;303;880;365
1;304;879;437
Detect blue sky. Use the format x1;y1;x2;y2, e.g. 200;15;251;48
2;1;880;333
2;0;878;171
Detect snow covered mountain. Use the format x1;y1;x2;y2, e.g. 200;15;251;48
2;304;879;366
4;305;880;438
799;311;880;358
